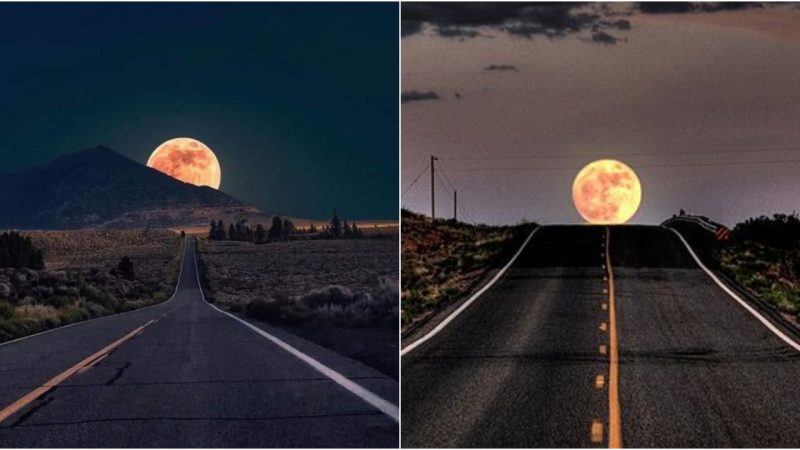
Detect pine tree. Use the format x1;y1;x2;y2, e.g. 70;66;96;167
352;221;361;237
216;220;225;240
209;220;217;240
343;220;352;237
269;215;284;242
331;209;342;238
228;224;236;241
256;224;267;244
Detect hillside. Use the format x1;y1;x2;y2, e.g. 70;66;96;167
401;209;535;332
0;146;244;229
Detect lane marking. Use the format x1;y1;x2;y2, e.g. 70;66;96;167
77;353;109;374
669;227;800;352
602;303;608;311
605;227;622;448
595;374;606;390
401;227;540;356
600;322;608;332
591;419;604;443
0;319;154;423
599;344;607;355
191;241;399;422
0;239;187;348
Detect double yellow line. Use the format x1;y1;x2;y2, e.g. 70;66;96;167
605;227;622;448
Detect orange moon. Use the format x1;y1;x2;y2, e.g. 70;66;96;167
147;137;221;189
572;159;641;224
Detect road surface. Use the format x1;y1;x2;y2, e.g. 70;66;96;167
0;239;398;447
401;225;800;447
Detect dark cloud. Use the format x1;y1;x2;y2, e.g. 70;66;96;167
402;2;628;43
484;64;519;71
638;2;763;14
401;90;440;103
588;29;620;45
437;26;482;39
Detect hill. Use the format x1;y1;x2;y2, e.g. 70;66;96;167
0;146;246;229
401;209;534;332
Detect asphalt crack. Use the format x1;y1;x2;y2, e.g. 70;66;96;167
106;361;132;385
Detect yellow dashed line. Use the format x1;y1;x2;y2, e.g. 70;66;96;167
591;420;604;443
595;374;606;390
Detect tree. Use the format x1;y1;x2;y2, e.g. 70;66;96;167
268;215;284;242
228;224;236;241
118;256;135;280
283;218;295;239
0;232;44;270
331;209;342;238
256;224;267;244
343;220;352;237
309;223;318;233
180;230;186;239
351;221;361;237
208;220;217;240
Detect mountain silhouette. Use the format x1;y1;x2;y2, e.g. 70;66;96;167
0;146;244;229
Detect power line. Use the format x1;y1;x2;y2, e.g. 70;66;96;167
445;144;800;162
447;156;800;172
402;164;428;197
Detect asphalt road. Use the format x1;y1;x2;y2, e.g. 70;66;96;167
0;239;398;447
401;225;800;447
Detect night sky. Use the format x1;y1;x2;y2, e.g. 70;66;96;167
0;2;398;221
402;2;800;226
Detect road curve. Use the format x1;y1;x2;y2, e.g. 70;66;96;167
401;225;800;447
0;239;398;447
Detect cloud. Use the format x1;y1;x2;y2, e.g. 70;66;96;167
401;2;629;43
637;2;763;14
484;64;519;71
401;90;440;103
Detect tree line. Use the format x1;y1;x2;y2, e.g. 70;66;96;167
208;209;363;243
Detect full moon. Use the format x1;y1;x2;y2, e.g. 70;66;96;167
147;137;221;189
572;159;641;224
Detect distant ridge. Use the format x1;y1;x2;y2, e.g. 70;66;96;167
0;146;245;229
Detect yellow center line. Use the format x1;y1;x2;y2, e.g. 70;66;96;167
0;319;155;424
605;227;622;448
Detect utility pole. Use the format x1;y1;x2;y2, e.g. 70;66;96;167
430;155;438;219
454;190;458;221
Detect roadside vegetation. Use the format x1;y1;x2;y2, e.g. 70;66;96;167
0;229;182;342
401;209;536;331
714;214;800;320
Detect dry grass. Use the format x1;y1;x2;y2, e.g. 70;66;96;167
198;237;398;326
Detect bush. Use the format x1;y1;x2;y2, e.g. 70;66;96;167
118;256;135;280
0;232;44;270
0;301;13;320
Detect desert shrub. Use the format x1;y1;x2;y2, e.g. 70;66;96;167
118;256;135;280
734;213;800;249
246;279;398;328
0;301;13;320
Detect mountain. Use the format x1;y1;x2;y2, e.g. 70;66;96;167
0;146;249;229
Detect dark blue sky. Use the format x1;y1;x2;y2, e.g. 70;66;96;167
0;2;398;220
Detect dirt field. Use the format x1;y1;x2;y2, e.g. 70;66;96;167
198;238;398;307
197;236;399;378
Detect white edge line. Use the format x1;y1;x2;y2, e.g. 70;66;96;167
669;227;800;352
190;239;399;422
401;227;540;357
0;237;188;348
